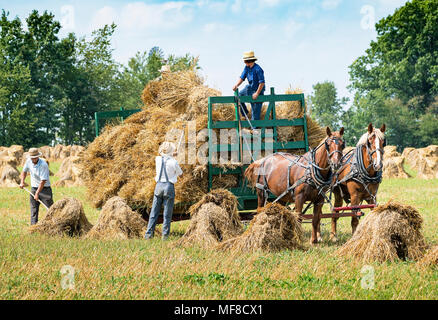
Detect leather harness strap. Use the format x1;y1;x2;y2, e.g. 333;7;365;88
254;140;334;207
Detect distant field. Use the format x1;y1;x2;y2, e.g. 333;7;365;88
0;162;437;299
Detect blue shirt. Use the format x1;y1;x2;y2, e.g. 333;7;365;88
240;63;265;93
23;158;51;188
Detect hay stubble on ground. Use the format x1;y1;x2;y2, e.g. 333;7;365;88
0;161;437;299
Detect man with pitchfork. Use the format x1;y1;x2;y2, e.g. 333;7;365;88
19;148;53;225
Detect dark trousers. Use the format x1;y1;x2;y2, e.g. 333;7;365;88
30;187;54;225
239;85;264;121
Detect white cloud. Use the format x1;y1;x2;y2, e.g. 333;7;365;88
259;0;281;7
322;0;342;10
119;2;193;31
203;23;234;33
376;0;407;7
231;0;242;13
284;19;304;38
60;5;75;30
207;1;228;13
91;6;118;31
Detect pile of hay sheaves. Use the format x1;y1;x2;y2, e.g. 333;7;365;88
81;69;327;212
86;196;148;240
176;189;243;247
29;198;92;237
402;145;438;179
382;146;410;179
218;203;304;252
417;245;438;268
337;201;427;263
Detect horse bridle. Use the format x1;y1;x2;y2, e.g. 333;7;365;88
365;134;386;171
323;137;345;171
312;137;345;171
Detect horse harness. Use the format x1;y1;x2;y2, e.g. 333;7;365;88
255;138;341;206
332;142;384;203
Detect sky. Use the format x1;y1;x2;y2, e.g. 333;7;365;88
1;0;409;106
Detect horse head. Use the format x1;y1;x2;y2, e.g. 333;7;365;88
324;127;345;172
364;123;386;171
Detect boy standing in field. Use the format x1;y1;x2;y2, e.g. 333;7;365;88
144;142;183;240
232;51;266;122
19;148;53;225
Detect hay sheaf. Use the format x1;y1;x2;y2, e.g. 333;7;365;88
218;203;305;252
176;189;243;247
29;198;92;237
54;156;84;187
337;201;427;263
86;197;147;240
383;156;410;178
402;145;438;179
81;71;326;211
417;246;438;268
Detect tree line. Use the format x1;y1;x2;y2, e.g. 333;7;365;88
1;0;437;151
0;10;197;148
309;0;437;150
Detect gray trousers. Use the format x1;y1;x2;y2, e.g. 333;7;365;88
30;187;54;225
145;182;175;239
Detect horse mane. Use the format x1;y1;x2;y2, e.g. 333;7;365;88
357;128;385;146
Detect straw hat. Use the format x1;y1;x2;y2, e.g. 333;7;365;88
160;65;171;73
243;51;257;61
28;148;42;159
159;141;176;157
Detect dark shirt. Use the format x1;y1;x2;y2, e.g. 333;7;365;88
240;63;265;93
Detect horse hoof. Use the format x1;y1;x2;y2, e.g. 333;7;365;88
330;236;338;243
317;237;323;243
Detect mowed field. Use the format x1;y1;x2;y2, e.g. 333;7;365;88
0;162;437;300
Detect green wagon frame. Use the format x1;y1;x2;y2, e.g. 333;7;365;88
207;87;309;211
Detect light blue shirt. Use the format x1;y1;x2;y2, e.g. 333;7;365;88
23;158;51;188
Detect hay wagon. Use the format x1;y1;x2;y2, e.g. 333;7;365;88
94;89;374;223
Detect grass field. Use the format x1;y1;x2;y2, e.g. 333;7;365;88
0;162;437;300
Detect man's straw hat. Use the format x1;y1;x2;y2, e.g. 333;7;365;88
243;51;257;61
159;141;176;157
28;148;42;159
160;65;171;73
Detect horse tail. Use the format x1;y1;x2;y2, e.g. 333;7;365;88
244;159;263;187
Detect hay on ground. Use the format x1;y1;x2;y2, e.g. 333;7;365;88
86;196;148;240
29;198;92;237
176;189;243;247
417;246;438;267
218;203;305;252
337;201;427;263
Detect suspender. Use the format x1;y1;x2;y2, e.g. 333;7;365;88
158;156;170;183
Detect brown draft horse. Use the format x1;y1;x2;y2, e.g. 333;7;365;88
330;123;386;242
245;127;345;244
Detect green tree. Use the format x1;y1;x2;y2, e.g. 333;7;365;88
309;81;348;130
346;0;438;149
59;23;121;144
349;0;438;113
